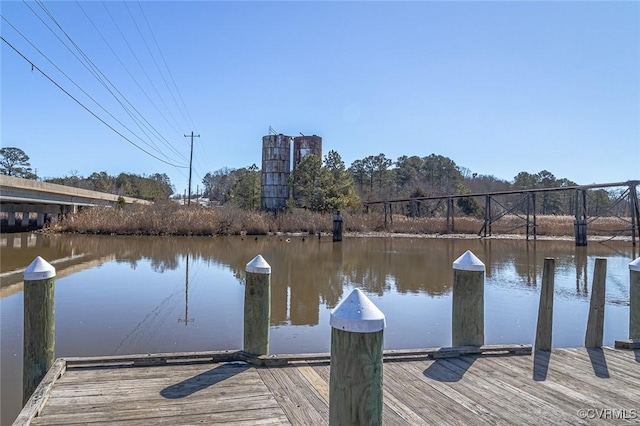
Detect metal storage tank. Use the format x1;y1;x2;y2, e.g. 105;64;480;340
261;134;292;210
292;135;322;201
293;134;322;170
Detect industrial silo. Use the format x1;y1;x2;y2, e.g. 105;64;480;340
261;134;292;210
292;135;322;201
293;134;322;170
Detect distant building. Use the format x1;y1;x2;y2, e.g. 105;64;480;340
260;133;322;210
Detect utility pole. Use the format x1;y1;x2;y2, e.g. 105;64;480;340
184;131;200;206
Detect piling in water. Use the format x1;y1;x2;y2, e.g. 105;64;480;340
23;256;56;405
452;250;485;347
244;255;271;356
585;258;606;348
329;288;385;426
535;258;555;351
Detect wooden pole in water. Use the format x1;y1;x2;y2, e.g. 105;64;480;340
585;258;606;347
629;257;640;340
329;288;385;426
333;210;343;242
535;258;555;351
244;255;271;356
23;256;56;405
452;250;485;347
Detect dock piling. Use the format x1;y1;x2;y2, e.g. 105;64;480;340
23;256;56;405
585;258;606;348
329;288;385;426
574;219;588;246
629;257;640;340
333;210;343;242
244;255;271;356
535;258;555;351
452;250;485;347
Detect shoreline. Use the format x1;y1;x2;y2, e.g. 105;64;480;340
272;230;635;242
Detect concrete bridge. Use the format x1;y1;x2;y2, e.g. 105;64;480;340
0;175;151;230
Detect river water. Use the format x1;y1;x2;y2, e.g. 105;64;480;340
0;232;636;424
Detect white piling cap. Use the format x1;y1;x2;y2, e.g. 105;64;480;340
453;250;485;271
330;288;386;333
630;257;640;272
246;254;271;274
24;256;56;280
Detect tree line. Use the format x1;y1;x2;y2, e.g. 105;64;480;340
0;147;174;201
203;151;628;218
1;146;630;216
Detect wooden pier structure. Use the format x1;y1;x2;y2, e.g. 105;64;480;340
363;180;640;246
14;345;640;425
13;253;640;425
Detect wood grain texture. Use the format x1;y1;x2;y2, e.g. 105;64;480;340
329;328;383;426
452;269;484;346
585;258;606;347
535;258;555;351
244;272;271;355
15;347;640;426
23;276;55;405
630;268;640;339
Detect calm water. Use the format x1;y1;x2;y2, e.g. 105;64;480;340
0;232;637;425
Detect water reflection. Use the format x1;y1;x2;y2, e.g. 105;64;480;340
2;234;635;326
0;233;635;426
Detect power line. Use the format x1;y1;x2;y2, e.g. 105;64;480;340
1;14;180;166
123;1;187;134
101;1;183;137
21;1;183;164
1;35;188;169
137;1;198;133
74;0;187;161
34;0;183;161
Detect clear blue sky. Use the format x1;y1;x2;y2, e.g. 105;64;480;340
2;1;639;195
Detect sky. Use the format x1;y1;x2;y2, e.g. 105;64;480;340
1;1;639;195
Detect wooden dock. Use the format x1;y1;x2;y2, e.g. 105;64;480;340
14;345;639;425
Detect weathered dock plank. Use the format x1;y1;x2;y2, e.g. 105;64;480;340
15;347;640;426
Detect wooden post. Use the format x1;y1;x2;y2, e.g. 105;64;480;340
585;258;606;348
574;189;588;246
535;258;555;351
383;203;388;229
244;255;271;356
452;250;485;346
333;210;343;242
574;219;587;246
629;257;640;340
482;196;491;237
446;198;454;233
631;185;640;246
330;288;385;426
23;256;56;405
532;192;537;240
526;194;530;240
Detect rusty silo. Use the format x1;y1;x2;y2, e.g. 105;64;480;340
293;134;322;170
261;134;292;210
292;135;322;201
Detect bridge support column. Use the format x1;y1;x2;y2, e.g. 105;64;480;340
37;206;45;227
21;209;30;227
7;204;15;226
